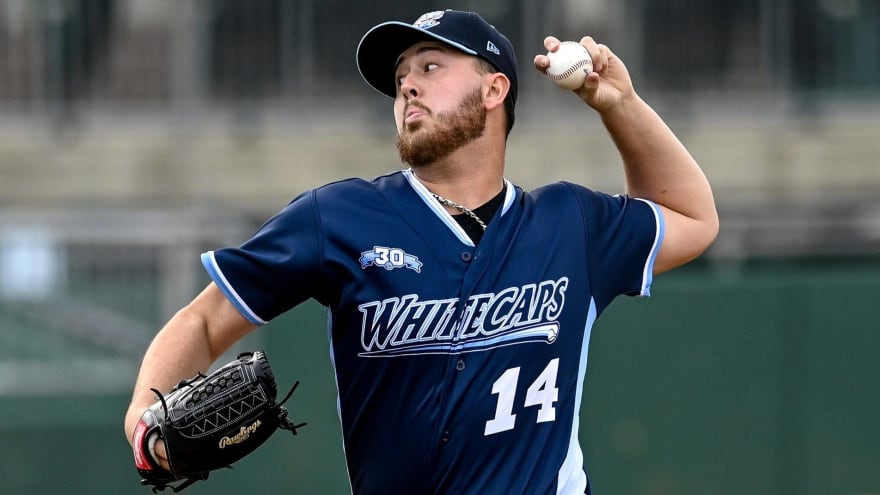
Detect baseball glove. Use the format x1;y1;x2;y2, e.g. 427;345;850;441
132;350;305;492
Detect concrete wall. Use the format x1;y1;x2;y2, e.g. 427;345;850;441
2;110;878;212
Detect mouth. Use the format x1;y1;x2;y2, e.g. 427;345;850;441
404;104;429;125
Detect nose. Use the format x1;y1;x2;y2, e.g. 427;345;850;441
398;74;419;99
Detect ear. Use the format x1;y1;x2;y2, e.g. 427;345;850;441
482;73;510;112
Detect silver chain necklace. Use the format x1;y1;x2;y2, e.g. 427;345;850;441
431;193;487;231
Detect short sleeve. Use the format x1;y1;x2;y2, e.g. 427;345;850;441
568;184;664;313
201;190;324;324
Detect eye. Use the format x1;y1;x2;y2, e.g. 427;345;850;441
395;61;440;87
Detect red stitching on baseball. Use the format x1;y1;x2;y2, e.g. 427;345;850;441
549;59;590;81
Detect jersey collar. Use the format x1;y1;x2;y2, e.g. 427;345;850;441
402;169;516;247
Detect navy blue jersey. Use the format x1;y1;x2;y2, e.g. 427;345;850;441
202;169;663;494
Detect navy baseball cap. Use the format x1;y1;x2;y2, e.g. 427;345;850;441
357;10;518;104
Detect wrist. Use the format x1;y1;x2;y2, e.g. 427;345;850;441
598;91;642;123
125;403;152;442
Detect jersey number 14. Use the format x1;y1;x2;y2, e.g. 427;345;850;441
484;358;560;436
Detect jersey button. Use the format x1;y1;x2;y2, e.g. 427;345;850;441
455;359;466;371
441;430;450;443
460;252;472;262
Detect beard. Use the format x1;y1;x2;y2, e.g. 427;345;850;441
396;89;487;168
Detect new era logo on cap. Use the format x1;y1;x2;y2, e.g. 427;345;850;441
356;10;518;104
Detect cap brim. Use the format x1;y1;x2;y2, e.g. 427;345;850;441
357;21;478;99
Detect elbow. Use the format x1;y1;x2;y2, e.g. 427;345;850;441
693;207;720;258
687;193;720;257
705;208;720;249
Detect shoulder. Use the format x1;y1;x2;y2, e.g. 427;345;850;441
311;171;405;200
522;181;603;209
300;171;409;225
525;181;599;197
523;182;658;232
527;181;646;208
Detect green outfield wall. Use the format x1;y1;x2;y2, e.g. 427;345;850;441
2;258;878;495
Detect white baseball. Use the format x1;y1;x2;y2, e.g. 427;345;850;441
545;41;593;90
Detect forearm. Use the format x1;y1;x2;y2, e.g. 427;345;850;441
124;283;258;444
601;94;716;224
124;308;216;443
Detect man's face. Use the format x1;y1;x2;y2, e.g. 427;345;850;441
393;42;487;167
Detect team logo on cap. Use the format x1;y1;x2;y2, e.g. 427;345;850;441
413;11;444;29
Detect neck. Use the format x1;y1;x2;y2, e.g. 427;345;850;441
411;138;506;210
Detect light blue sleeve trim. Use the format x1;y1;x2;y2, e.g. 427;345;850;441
634;198;665;297
200;251;267;325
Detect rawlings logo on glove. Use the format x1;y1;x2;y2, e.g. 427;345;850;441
219;420;263;448
132;350;305;492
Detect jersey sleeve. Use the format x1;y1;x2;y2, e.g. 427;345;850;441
201;190;324;325
567;183;664;313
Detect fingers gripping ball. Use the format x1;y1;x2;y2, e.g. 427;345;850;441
132;351;306;493
546;41;593;90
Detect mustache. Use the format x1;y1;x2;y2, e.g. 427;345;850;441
405;101;431;115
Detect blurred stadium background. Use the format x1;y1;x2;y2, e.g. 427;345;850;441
0;0;878;494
